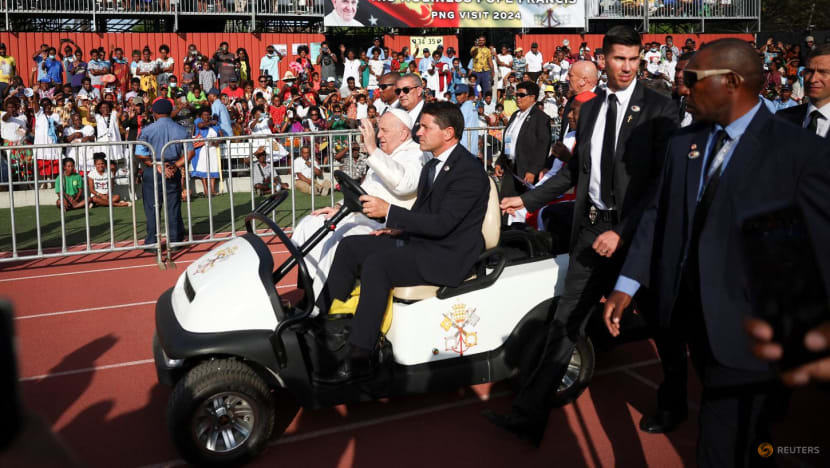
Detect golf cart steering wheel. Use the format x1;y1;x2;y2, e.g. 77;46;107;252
333;170;366;213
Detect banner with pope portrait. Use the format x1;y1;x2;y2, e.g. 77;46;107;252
323;0;586;28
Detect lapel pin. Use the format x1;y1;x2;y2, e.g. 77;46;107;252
691;143;698;150
626;115;633;123
443;164;450;172
688;150;700;159
630;105;641;112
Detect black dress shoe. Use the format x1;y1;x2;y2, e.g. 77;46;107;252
482;409;545;447
639;409;688;434
312;346;374;385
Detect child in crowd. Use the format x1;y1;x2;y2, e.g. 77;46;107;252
87;152;131;208
55;157;84;211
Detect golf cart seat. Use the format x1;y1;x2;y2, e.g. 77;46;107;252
392;177;501;301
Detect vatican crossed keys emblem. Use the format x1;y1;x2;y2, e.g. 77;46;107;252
440;303;480;356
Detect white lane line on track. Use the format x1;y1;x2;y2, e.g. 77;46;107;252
15;301;157;320
0;249;290;283
14;284;298;321
19;359;155;382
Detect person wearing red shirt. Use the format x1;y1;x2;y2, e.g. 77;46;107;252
221;77;245;100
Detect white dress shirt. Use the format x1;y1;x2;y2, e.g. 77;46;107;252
525;51;543;73
588;80;637;209
430;143;456;183
804;100;830;138
504;106;532;160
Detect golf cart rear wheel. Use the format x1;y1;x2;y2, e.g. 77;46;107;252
167;359;275;467
551;337;595;407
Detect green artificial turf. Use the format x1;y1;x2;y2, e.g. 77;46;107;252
0;190;342;253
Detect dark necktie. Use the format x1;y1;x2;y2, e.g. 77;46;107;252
600;94;618;207
692;130;730;241
421;158;440;197
807;110;822;135
678;97;687;121
701;130;730;189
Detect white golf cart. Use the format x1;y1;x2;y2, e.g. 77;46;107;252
153;171;595;466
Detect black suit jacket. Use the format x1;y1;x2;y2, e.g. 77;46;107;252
496;105;551;182
521;82;679;250
621;106;830;371
386;145;490;287
775;103;824;137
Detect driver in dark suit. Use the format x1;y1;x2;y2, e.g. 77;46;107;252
315;101;490;384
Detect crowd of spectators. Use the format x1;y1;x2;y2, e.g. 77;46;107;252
0;33;820;202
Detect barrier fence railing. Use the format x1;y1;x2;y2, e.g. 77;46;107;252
2;122;537;266
0;140;164;265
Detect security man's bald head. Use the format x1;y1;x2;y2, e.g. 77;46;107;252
685;38;764;126
698;39;764;94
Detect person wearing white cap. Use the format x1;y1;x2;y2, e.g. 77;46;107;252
291;109;425;303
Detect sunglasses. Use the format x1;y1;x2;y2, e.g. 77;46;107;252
378;83;394;90
515;92;530;98
682;69;742;88
395;86;419;95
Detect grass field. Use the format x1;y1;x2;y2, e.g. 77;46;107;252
0;190;342;253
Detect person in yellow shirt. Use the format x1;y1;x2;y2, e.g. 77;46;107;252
469;35;493;96
0;43;15;96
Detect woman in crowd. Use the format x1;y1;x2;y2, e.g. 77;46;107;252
136;47;158;101
236;47;252;82
33;98;63;184
190;107;222;197
93;100;124;163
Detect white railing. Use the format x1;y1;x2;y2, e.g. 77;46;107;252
591;0;760;19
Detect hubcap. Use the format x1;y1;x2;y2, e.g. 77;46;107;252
192;392;255;453
558;347;583;393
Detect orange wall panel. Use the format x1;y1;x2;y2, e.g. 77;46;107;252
0;32;325;86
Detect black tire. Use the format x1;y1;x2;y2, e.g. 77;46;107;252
167;358;276;467
550;336;595;408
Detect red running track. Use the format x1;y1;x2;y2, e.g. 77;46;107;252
2;241;829;468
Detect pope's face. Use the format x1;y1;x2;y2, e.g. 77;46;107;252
332;0;358;21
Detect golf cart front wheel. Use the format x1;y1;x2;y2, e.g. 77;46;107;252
551;336;595;407
167;358;275;466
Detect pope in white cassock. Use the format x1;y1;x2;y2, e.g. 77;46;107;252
291;108;425;302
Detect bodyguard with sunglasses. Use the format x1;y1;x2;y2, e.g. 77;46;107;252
493;81;551;198
393;74;425;141
489;25;682;446
605;39;830;466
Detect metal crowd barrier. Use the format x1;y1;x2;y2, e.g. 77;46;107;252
157;129;364;264
0;140;164;265
2;120;567;266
